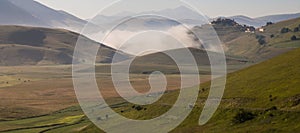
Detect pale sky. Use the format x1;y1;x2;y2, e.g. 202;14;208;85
35;0;300;19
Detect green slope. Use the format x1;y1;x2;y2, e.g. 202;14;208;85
176;45;300;133
2;44;299;133
97;46;300;132
215;17;300;62
176;46;300;132
108;45;300;132
0;25;130;66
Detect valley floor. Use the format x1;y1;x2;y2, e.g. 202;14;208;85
0;48;299;133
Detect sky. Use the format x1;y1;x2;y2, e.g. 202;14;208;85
35;0;300;19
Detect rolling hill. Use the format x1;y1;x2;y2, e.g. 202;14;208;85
0;25;129;66
133;47;248;66
91;43;300;132
172;44;300;132
200;17;300;62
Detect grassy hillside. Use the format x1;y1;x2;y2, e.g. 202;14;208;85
133;47;249;66
1;44;299;133
261;17;300;48
0;26;129;66
173;44;300;132
97;44;300;132
203;17;300;62
96;44;300;132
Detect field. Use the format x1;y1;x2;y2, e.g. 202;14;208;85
0;60;234;132
0;46;299;132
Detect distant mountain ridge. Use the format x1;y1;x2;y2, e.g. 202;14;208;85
226;13;300;27
90;6;209;29
1;0;299;30
0;0;87;32
92;5;300;28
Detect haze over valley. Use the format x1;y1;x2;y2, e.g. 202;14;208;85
0;0;300;132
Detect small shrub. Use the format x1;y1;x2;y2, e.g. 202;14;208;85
256;35;266;45
294;27;299;32
270;106;278;110
270;34;275;38
135;106;143;111
266;22;273;26
266;106;278;111
291;35;297;41
233;109;256;124
258;38;266;45
281;27;290;33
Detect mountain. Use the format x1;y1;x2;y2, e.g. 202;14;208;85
227;13;300;27
0;0;46;27
228;15;265;27
0;25;129;66
91;6;209;30
256;13;300;24
0;0;87;32
152;6;209;25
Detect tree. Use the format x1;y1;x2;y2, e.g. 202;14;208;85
291;35;297;41
135;106;143;111
256;35;266;45
294;27;299;32
270;34;274;38
281;27;290;33
258;38;266;45
266;22;273;26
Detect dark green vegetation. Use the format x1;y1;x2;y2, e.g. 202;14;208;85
1;43;299;132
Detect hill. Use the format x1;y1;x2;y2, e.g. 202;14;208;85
89;44;300;132
171;44;300;132
133;47;248;66
0;25;129;66
202;17;300;62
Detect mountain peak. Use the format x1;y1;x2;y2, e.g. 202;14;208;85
0;0;87;32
